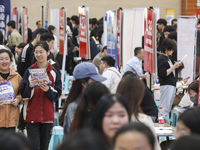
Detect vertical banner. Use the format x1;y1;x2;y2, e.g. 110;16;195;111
0;0;10;41
177;16;197;82
21;7;28;43
103;14;107;47
196;9;200;29
144;8;153;74
199;64;200;106
12;8;18;30
107;10;117;67
117;9;122;67
59;8;66;55
166;9;174;25
78;6;90;59
59;8;66;95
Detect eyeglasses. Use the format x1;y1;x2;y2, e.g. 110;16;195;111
34;51;45;55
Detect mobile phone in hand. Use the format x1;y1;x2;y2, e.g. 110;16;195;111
184;77;190;80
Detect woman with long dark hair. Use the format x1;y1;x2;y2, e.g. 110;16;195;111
92;94;131;148
59;62;106;135
69;81;110;134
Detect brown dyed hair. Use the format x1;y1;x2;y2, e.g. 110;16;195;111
188;80;199;94
116;74;145;120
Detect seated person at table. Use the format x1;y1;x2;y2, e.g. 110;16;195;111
187;80;199;106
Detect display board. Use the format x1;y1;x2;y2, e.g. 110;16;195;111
177;16;197;82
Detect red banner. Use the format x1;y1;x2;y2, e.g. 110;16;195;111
13;8;18;30
144;8;153;74
196;9;200;30
59;8;65;55
117;9;122;67
79;13;87;59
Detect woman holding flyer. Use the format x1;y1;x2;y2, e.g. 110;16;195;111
0;49;22;132
21;41;62;150
157;38;181;122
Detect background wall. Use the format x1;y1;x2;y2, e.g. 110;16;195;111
11;0;181;31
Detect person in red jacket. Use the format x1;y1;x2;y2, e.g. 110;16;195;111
21;41;62;150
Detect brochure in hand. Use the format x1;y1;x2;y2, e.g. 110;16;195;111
0;82;15;105
29;68;51;88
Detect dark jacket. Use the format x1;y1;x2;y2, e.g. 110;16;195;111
17;43;34;77
158;54;176;86
21;62;62;123
141;86;158;117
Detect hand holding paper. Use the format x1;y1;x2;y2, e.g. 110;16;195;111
180;54;188;63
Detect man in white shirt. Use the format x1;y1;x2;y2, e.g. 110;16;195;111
122;47;144;77
100;56;121;93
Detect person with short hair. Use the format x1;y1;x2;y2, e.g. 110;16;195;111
7;20;23;46
158;38;181;120
163;25;176;39
32;20;42;40
157;18;167;52
171;19;177;26
122;47;144;77
100;56;121;93
17;28;47;77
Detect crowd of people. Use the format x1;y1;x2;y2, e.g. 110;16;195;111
0;14;199;150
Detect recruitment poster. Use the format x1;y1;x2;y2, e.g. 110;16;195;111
21;7;28;43
144;8;153;74
166;9;174;25
0;0;10;41
117;9;122;67
78;6;90;59
107;10;117;67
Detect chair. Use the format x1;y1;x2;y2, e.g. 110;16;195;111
49;126;64;150
171;109;178;127
54;112;60;126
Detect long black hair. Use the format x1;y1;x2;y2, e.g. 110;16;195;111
92;94;131;134
59;78;90;126
69;82;110;133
